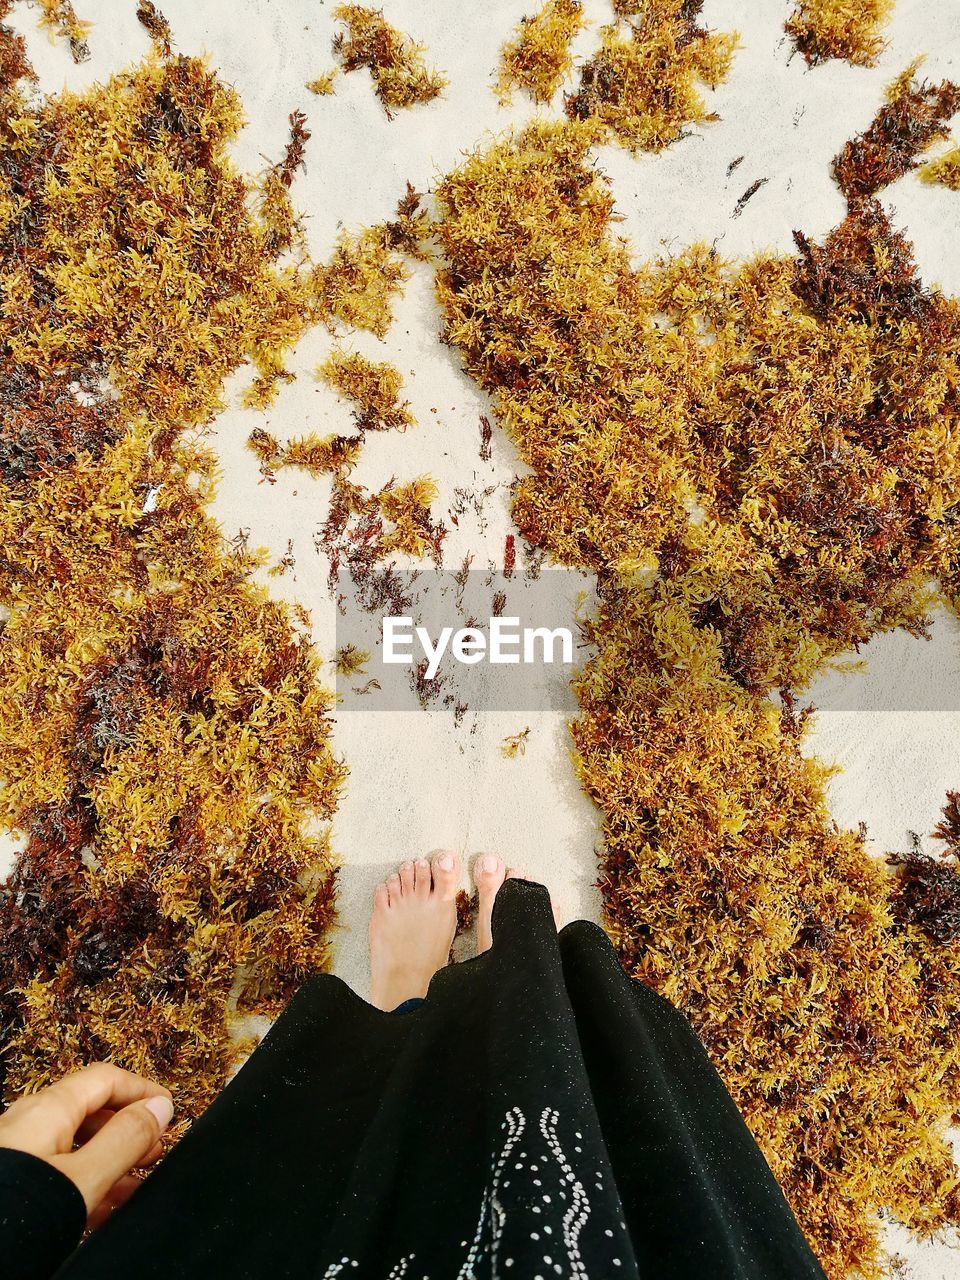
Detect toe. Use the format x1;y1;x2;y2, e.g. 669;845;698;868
414;858;432;898
506;866;529;882
474;852;506;895
374;883;390;914
431;849;460;900
386;873;402;905
398;860;416;895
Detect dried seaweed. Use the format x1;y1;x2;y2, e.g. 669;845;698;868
433;106;960;1277
501;726;531;758
834;61;960;202
479;414;493;461
318;350;415;433
565;0;737;153
496;0;585;105
332;4;446;116
136;0;172;57
890;850;960;946
334;644;368;678
34;0;90;62
306;69;338;97
0;37;344;1120
248;425;361;482
310;184;430;341
786;0;894;67
920;145;960;191
242;110;314;330
379;476;445;559
731;176;768;218
316;473;445;600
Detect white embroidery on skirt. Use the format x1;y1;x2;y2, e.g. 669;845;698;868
455;1106;525;1280
540;1106;590;1278
318;1107;620;1279
322;1252;413;1278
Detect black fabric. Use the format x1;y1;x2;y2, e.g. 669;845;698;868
0;1147;86;1280
0;878;824;1279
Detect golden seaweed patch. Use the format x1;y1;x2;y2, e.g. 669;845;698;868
35;0;90;62
0;36;344;1119
496;0;585;105
433;112;960;1278
565;0;737;153
248;426;362;481
306;69;338;96
312;185;431;340
332;4;446;115
318;350;415;433
786;0;894;67
920;145;960;189
0;54;312;422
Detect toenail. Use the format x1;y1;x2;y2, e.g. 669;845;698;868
417;858;429;869
480;854;499;872
438;853;455;870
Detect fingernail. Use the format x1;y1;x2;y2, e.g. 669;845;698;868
481;854;499;872
144;1096;174;1131
438;852;455;870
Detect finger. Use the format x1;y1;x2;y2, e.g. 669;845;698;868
75;1108;116;1146
76;1110;163;1163
139;1141;164;1167
67;1096;174;1212
45;1064;171;1134
75;1111;165;1172
86;1175;141;1232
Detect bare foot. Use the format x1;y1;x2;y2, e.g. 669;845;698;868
369;851;460;1011
474;854;560;954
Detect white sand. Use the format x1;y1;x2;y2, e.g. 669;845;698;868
3;0;960;1273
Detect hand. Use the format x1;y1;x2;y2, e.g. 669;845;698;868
0;1063;174;1229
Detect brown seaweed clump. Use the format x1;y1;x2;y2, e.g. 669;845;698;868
136;1;173;57
332;4;446;116
0;39;345;1119
434;111;960;1277
0;3;33;92
317;473;445;599
786;0;894;67
318;350;415;434
834;61;960;202
496;0;585;105
565;0;737;153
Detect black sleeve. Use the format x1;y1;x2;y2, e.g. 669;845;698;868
0;1148;87;1280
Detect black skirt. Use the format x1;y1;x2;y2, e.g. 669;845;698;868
52;879;825;1278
